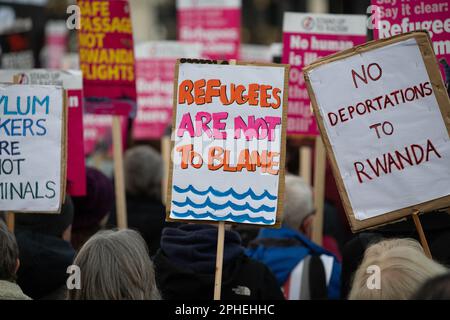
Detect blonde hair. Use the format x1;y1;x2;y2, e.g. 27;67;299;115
68;229;161;300
349;238;448;300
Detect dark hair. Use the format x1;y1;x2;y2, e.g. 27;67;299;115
0;219;19;281
412;272;450;300
15;195;74;238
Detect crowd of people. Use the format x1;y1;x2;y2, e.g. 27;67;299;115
1;145;449;300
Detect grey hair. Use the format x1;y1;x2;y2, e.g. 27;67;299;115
282;175;314;230
124;145;163;199
0;219;19;282
68;229;161;300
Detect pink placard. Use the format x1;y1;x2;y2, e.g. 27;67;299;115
177;0;240;60
83;114;128;156
78;0;137;116
133;58;172;139
282;13;367;136
66;88;86;196
372;0;450;90
44;21;67;69
133;41;202;140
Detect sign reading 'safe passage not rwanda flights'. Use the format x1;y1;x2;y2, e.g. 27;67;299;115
304;32;450;231
167;61;289;226
0;84;66;213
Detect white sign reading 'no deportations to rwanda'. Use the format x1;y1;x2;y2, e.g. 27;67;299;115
0;84;65;213
304;32;450;231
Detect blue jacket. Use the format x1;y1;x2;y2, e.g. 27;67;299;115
246;227;341;299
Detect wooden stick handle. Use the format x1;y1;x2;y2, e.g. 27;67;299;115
161;135;171;205
214;58;233;300
6;212;15;232
299;146;312;186
311;137;326;245
214;221;225;300
112;116;128;229
412;210;432;259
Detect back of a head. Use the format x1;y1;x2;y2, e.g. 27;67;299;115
412;272;450;300
125;145;163;199
72;167;114;231
283;175;313;231
68;229;160;300
15;195;74;238
349;238;448;300
0;220;19;282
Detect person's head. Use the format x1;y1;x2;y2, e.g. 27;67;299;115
124;145;163;199
15;195;74;241
349;238;448;300
412;272;450;300
68;229;161;300
71;167;114;249
0;220;20;282
282;174;314;237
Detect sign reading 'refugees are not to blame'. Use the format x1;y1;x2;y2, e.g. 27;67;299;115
304;32;450;231
167;61;289;226
0;84;65;212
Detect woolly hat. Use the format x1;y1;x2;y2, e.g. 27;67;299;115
71;167;114;231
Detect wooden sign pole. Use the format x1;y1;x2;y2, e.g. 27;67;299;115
299;146;312;186
214;221;225;300
412;210;432;259
112;116;128;229
161;135;171;205
311;137;326;246
6;212;15;232
212;59;239;300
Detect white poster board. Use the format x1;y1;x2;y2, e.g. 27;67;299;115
167;61;288;226
0;84;65;212
304;32;450;231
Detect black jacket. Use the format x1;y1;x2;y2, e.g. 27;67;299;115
153;224;284;300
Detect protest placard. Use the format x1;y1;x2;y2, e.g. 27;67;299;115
0;84;66;213
166;60;289;227
372;0;450;93
83;113;128;156
133;41;202;140
304;32;450;232
77;0;137;116
0;70;86;196
283;12;367;136
177;0;241;60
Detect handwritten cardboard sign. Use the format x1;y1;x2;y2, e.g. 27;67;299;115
177;0;241;60
0;84;66;213
304;32;450;231
0;70;86;196
282;12;367;136
133;41;202;140
77;0;137;116
166;60;289;226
